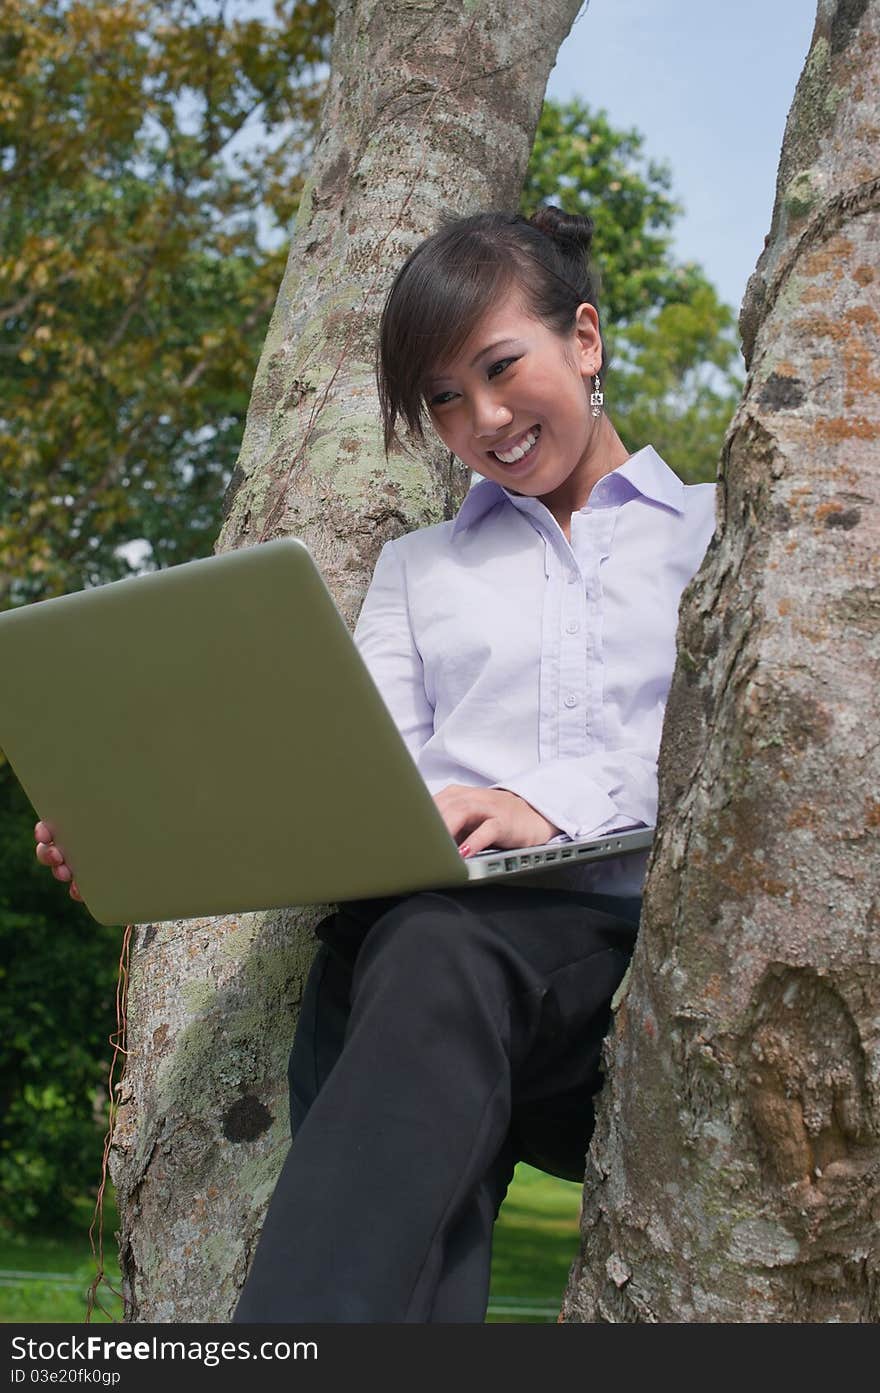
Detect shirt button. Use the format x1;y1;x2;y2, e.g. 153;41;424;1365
564;693;578;708
566;571;578;584
565;619;580;635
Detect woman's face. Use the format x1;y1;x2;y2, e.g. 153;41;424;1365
423;286;603;504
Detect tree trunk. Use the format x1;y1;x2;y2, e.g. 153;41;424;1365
562;0;880;1323
110;0;584;1322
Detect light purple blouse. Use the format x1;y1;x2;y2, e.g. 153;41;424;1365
353;446;717;897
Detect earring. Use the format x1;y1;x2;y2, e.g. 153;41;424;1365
590;373;604;418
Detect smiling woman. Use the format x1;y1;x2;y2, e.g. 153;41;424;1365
378;209;631;539
379;206;604;437
227;205;716;1324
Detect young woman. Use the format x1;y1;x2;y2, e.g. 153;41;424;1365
35;206;716;1323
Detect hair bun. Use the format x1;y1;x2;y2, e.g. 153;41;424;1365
529;205;594;256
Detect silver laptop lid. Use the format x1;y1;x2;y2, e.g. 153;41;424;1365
0;541;469;924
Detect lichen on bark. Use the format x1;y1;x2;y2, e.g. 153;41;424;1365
563;0;880;1324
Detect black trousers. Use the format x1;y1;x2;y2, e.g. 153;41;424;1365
233;884;640;1324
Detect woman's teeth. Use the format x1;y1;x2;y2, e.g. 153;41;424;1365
492;426;540;464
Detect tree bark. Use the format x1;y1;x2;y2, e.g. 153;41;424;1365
110;0;584;1322
562;0;880;1323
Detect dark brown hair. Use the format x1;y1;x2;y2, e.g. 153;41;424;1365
376;207;601;452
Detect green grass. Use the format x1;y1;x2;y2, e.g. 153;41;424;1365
1;1167;580;1325
0;1194;123;1324
488;1163;582;1323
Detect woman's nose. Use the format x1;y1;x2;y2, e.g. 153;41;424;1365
471;392;513;437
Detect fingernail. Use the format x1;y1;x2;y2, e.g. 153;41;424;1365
459;844;471;858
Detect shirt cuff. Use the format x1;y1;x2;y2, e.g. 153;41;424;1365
491;753;657;841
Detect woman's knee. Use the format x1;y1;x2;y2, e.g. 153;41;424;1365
351;894;520;1015
357;893;505;979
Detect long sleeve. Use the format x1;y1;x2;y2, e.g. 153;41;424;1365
491;749;658;841
353;540;435;763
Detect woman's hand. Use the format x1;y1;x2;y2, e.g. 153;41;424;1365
433;785;561;857
34;821;83;902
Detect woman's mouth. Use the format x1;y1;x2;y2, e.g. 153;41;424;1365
490;425;541;465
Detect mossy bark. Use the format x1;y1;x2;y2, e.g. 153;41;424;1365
562;0;880;1323
110;0;585;1322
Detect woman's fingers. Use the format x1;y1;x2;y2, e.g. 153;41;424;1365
34;821;82;902
37;843;64;867
457;820;502;858
433;786;509;853
433;784;560;856
35;823;61;862
432;786;482;845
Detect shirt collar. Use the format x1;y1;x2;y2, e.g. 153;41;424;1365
590;446;686;514
451;445;685;537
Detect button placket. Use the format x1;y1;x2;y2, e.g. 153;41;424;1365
581;509;616;755
537;535;565;763
557;543;588;757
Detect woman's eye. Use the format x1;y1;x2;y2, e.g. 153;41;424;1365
429;390;456;407
487;357;516;380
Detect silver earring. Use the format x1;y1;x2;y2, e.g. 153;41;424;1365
590;373;604;418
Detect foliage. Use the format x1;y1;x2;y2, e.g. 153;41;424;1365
0;0;333;1239
0;38;739;610
0;762;120;1229
522;99;743;483
610;284;742;486
0;0;332;605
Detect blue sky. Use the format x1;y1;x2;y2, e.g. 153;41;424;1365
546;0;817;314
238;0;817;316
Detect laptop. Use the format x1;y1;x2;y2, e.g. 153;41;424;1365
0;540;653;926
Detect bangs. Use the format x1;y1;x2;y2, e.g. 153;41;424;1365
376;210;599;454
377;229;515;451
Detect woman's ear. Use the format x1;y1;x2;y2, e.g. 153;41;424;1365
573;302;602;377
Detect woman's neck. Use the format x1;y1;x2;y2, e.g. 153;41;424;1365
540;415;631;539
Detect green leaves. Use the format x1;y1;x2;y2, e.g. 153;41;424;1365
523;100;682;325
522;98;743;483
0;0;332;605
0;763;119;1229
612;284;742;484
0;2;333;1226
1;53;741;605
